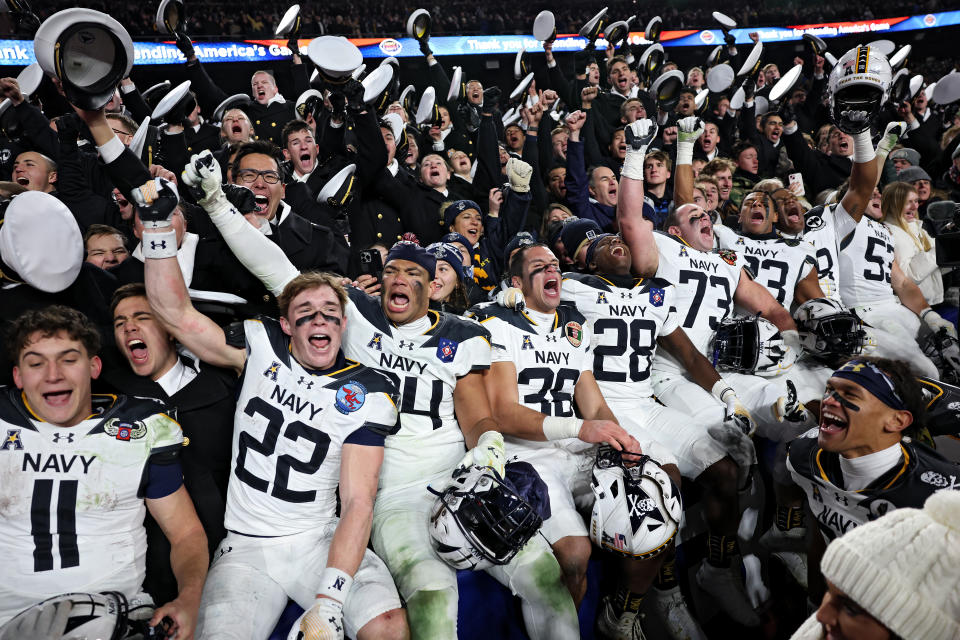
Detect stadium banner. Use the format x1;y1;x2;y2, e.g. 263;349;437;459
0;10;956;66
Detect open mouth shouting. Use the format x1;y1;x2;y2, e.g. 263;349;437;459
308;332;331;352
819;407;848;437
126;338;149;366
386;282;413;314
15;175;30;186
542;273;560;299
299;152;313;170
253;194;269;214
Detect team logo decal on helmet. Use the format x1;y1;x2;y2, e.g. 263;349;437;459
590;446;682;559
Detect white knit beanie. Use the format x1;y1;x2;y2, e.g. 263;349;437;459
820;490;960;640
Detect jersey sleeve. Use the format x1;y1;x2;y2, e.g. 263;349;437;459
483;318;513;364
662;287;681;335
652;233;682;282
831;201;858;243
341;369;401;445
454;329;493;375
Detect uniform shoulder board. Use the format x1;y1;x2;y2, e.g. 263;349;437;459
640;276;672;290
556;302;587;327
347;286;392;334
785;435;819;479
562;272;612;291
780;237;802;247
464;303;532;333
715;248;739;266
224;321;247;349
804;206;826;231
429;311;492;344
324;360;400;398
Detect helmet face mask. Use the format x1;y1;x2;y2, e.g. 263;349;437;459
920;327;960;385
795;298;865;366
428;464;546;571
590;446;681;559
712;316;797;376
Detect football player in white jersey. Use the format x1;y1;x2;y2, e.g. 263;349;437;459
176;153;580;640
140;190;408;639
342;242;579;640
472;243;680;638
0;306;207;639
617;117;813;625
561;233;756;638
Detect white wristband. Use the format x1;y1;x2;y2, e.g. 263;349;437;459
316;567;353;604
142;229;178;259
783;121;798;136
542;416;583;441
851;130;875;163
711;380;735;404
621;149;647;181
676;140;694;166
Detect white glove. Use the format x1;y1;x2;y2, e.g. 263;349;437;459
6;599;73;640
876;120;907;158
495;287;525;311
676;116;705;144
505;157;533;193
182;150;228;210
712;380;757;437
457;430;506;478
742;554;771;609
299;598;345;640
775;380;813;424
676;116;704;166
781;329;803;358
622;119;657;180
922;308;958;339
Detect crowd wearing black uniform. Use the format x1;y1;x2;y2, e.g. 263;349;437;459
2;1;960;639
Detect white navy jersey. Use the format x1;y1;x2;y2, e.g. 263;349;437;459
0;390;182;605
651;232;745;375
714;225;816;310
342;288;492;488
787;435;960;542
835;205;898;307
226;317;399;536
561;273;679;401
802;206;843;303
469;303;593;455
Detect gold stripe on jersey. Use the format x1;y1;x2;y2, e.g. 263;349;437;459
815;445;911;492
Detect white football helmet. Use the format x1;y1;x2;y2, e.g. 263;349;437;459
711;316;798;377
827;45;892;133
0;591;158;640
794;298;865;365
590;446;682;559
428;462;547;571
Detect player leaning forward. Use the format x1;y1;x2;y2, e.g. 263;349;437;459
137;176;408;639
175;150;582;640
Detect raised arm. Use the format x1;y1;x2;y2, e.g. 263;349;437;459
839;123;904;223
617;119;660;276
135;177;246;373
181;150;300;297
673;116;705;207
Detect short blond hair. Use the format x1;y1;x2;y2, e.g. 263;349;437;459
277;272;347;319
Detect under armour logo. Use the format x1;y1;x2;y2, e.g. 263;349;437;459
218;546;233;558
52;432;74;443
620;292;633;299
149;240;167;250
544;335;558;342
297;376;314;389
327;617;343;632
397;340;415;351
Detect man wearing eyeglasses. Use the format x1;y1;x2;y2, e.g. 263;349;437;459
229;140;349;274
